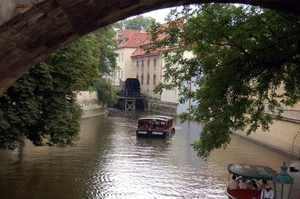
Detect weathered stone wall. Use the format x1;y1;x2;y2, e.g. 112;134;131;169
77;91;98;107
145;99;178;116
77;91;107;119
234;119;300;158
281;110;300;122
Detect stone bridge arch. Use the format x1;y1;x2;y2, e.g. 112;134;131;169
0;0;299;95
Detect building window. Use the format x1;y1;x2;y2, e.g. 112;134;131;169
154;59;157;71
147;60;150;72
141;75;144;85
142;60;144;71
121;71;123;79
147;74;150;85
121;53;124;61
153;74;156;85
118;71;120;79
118;54;120;62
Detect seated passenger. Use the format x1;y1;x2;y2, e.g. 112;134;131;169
227;175;239;189
258;180;274;199
238;177;249;189
159;124;164;130
248;180;258;190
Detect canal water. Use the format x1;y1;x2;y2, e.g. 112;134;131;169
0;110;295;199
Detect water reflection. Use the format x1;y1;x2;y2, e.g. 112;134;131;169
0;111;295;199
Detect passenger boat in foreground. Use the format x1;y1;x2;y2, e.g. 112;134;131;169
136;115;175;138
226;163;278;199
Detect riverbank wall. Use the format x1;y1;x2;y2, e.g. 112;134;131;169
233;112;300;159
77;91;107;119
144;98;178;116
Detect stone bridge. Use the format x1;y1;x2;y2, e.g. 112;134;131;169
0;0;299;95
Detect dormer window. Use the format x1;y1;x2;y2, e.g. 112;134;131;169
135;39;140;43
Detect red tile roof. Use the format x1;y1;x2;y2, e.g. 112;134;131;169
115;29;148;48
131;27;169;57
119;20;182;57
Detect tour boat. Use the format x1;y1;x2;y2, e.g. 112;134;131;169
136;115;175;138
226;163;278;199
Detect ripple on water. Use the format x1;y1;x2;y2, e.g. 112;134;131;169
0;115;293;199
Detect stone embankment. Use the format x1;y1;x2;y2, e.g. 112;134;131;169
77;91;107;119
233;109;300;159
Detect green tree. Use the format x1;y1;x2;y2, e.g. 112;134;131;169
0;34;100;150
146;4;300;158
114;15;156;30
94;79;118;107
86;26;119;106
94;27;119;77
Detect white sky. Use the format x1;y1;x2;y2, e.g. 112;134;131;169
141;8;172;23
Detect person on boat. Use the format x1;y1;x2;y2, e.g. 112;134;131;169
258;180;274;199
151;119;157;128
227;175;239;189
248;179;258;190
238;176;249;189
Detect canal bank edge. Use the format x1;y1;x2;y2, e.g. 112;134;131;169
144;98;178;116
233;117;300;159
77;91;108;119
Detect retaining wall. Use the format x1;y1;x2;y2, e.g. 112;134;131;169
234;116;300;158
77;91;107;119
145;99;178;116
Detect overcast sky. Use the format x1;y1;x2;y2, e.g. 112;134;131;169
141;8;172;23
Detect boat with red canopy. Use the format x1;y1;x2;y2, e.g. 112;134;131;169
136;115;175;138
226;163;278;199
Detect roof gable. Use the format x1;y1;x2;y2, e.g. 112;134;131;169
115;29;148;48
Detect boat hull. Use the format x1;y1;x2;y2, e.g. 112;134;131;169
226;187;261;199
136;128;175;138
136;115;175;138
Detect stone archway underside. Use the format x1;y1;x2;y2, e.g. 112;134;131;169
0;0;299;95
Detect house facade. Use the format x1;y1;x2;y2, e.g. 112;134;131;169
131;32;196;115
112;28;148;86
131;51;163;101
130;50;179;115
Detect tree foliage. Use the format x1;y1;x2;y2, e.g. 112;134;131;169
93;27;119;77
114;15;156;30
94;79;118;107
146;4;300;158
0;33;101;150
86;26;119;106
